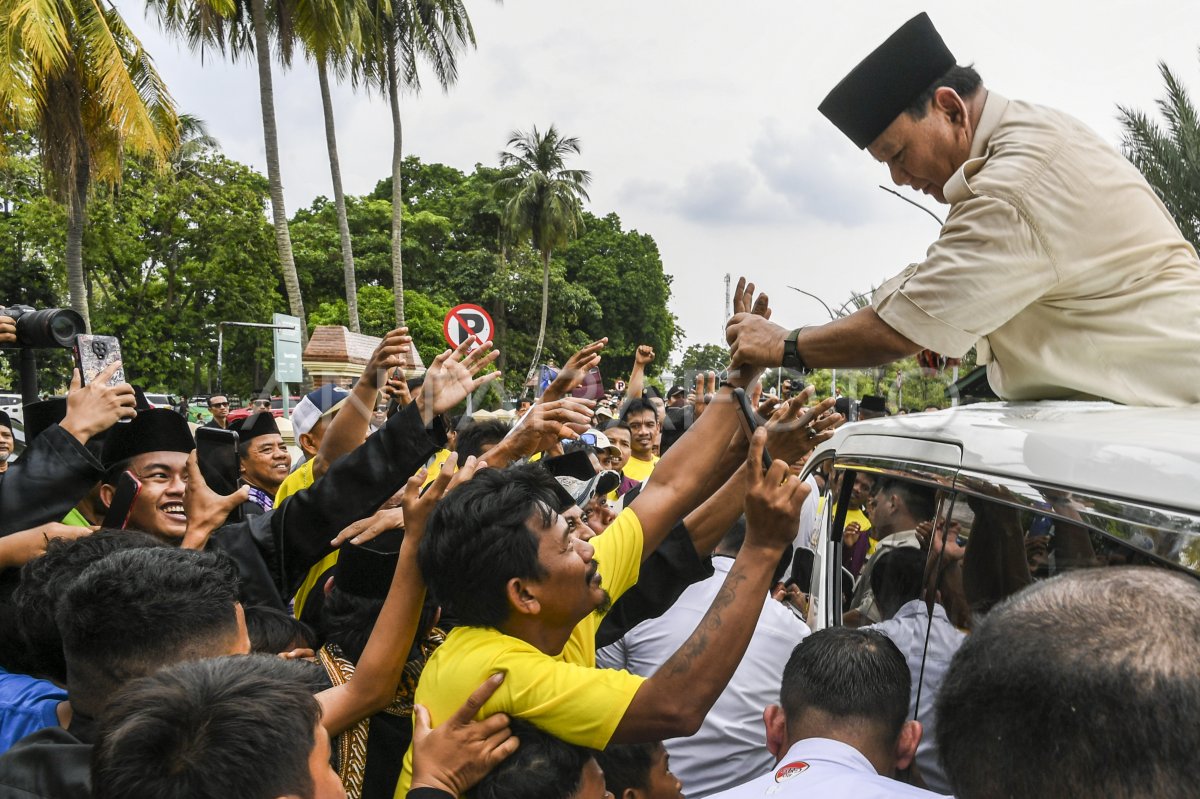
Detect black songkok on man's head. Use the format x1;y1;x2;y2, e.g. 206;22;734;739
0;409;11;433
818;12;957;149
21;398;65;444
102;408;195;468
230;411;280;445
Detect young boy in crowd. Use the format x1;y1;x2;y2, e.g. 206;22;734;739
595;743;685;799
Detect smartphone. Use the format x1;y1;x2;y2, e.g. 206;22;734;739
195;427;241;497
102;471;142;529
732;387;773;471
73;335;124;387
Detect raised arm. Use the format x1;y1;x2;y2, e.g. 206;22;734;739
726;276;919;369
310;327;413;482
624;345;654;403
540;338;606;404
628;283;771;555
611;429;809;742
317;457;478;735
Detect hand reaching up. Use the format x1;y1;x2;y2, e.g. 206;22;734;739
414;339;502;424
543;338;607;402
181;452;250;550
742;428;810;553
60;362;137;444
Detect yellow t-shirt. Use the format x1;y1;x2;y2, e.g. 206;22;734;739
395;507;647;797
274;459;316;505
421;448;453;488
622;455;658;484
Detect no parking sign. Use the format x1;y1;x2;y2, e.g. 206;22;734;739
443;303;494;350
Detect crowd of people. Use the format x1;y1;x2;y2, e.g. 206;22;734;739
3;9;1200;799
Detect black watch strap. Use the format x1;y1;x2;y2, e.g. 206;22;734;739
781;328;809;373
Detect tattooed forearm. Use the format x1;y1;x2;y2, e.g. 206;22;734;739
664;571;748;677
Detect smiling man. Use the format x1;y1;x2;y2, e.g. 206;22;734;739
618;400;659;484
99;409;197;541
231;411;291;513
725;12;1200;406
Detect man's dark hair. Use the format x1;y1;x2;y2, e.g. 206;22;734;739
906;64;983;118
781;627;910;742
876;478;937;524
468;719;592;799
244;605;317;655
58;547;241;709
869;547;926;621
420;463;561;628
318;590;440;664
455;420;511;461
594;742;659;798
92;654;321;799
12;528;166;682
620;398;657;422
602;419;631;435
937;567;1200;799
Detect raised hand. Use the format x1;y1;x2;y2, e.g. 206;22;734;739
488;398;595;467
364;327;414;388
329;504;405;548
726;276;790;369
692;371;718;420
414;339;502;424
410;673;519;797
742;428;811;553
765;391;842;464
634;344;655;366
0;315;15;346
180;452;250;551
403;453;486;545
381;369;413;412
542;338;607;403
59;362;137;445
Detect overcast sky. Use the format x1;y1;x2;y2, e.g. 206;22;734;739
115;0;1200;359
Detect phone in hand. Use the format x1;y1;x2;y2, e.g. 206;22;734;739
73;335;124;387
195;427;241;497
102;471;142;530
732;386;773;471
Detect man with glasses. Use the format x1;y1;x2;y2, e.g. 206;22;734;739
203;395;230;429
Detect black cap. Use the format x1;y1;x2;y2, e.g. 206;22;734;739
230;411;280;445
102;408;195;468
667;385;686;399
0;410;10;432
818;13;957;149
860;395;888;413
334;529;403;600
22;398;66;443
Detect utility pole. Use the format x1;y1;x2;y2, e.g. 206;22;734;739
724;273;731;324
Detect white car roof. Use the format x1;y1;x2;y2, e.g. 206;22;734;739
814;401;1200;514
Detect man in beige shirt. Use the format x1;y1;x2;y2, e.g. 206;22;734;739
726;13;1200;406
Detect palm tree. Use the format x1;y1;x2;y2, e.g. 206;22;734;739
1119;55;1200;251
367;0;475;326
146;0;308;342
0;0;179;330
495;125;591;389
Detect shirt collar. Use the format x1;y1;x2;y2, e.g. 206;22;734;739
894;597;952;625
779;737;877;774
944;91;1010;204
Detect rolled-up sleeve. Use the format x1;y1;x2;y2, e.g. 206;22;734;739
873;193;1057;357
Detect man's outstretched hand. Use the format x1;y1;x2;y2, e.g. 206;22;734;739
414;339;502;424
726;276;790;369
542;338;607;403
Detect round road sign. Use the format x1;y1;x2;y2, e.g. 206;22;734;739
443;303;494;350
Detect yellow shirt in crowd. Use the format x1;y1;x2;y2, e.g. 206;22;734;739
394;507;648;797
621;455;658;484
274;459;315;505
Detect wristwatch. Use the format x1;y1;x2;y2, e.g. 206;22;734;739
781;328;809;373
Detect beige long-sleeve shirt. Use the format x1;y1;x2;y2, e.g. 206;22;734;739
873;92;1200;406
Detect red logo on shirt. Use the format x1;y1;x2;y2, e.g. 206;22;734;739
774;761;809;782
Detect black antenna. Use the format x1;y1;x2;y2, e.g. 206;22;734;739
878;185;945;226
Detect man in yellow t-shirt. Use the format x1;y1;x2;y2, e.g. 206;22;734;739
619;398;659;484
396;379;810;797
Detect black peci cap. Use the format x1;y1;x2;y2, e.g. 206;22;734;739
230;411;280;445
21;398;66;443
102;408;195;468
818;12;957;149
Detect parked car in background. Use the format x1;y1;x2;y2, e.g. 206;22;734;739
226;396;301;423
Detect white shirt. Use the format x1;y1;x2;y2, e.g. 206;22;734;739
869;600;966;795
709;738;951;799
597;557;810;798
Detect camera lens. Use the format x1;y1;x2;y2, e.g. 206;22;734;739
17;308;86;348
